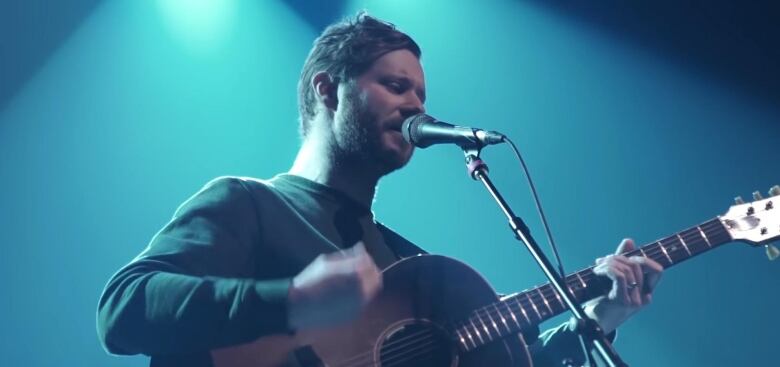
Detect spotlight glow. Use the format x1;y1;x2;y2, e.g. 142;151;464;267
156;0;236;53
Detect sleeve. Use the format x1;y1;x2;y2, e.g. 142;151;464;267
528;318;617;367
96;177;292;356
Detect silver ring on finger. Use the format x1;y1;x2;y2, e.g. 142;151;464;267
627;281;639;290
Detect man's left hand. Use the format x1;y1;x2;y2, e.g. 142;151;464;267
584;238;664;334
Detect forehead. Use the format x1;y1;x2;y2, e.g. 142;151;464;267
362;49;425;85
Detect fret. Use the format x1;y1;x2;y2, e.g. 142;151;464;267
658;241;674;264
506;301;522;329
526;292;543;320
461;325;476;350
681;228;697;251
663;236;690;262
697;225;712;248
469;318;485;344
575;272;587;288
514;297;531;324
493;303;510;334
485;308;501;337
705;220;731;245
566;282;577;301
676;234;692;256
685;227;709;254
455;328;470;350
536;288;554;315
552;285;565;309
477;313;493;341
663;239;676;253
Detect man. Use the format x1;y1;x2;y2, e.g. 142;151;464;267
97;13;662;366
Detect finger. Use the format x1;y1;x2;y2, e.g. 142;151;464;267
615;238;635;255
348;241;368;256
597;259;634;305
635;256;663;292
336;242;370;264
609;265;631;304
615;262;639;305
359;270;381;304
592;255;613;277
622;256;644;306
357;253;382;302
594;256;639;305
328;242;366;261
594;261;619;299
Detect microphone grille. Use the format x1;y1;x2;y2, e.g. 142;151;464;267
401;113;435;145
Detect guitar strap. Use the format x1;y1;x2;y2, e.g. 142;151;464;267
376;222;428;259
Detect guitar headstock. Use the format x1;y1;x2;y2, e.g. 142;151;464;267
721;185;780;259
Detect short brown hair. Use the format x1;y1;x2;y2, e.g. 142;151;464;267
297;12;421;136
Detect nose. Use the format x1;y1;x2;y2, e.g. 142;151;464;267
400;94;425;119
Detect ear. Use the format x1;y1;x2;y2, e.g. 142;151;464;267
311;71;339;112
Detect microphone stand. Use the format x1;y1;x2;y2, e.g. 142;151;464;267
463;148;627;367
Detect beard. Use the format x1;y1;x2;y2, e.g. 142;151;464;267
331;87;413;177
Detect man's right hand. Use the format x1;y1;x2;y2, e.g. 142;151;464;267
287;242;382;331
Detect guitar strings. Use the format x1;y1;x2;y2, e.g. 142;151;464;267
340;329;465;367
492;221;720;321
342;339;445;367
380;338;439;367
469;221;725;339
455;220;727;345
432;220;728;362
338;332;440;367
332;328;438;367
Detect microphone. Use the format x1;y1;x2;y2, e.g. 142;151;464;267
401;114;505;149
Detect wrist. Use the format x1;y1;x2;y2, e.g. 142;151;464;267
583;297;635;334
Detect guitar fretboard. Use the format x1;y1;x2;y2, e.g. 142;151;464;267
453;217;732;351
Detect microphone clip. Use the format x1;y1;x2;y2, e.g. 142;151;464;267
464;149;489;180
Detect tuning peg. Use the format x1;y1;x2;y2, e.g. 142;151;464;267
753;191;764;201
735;196;745;204
769;185;780;197
766;244;780;261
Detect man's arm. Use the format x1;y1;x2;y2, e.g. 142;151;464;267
96;177;291;356
97;177;383;357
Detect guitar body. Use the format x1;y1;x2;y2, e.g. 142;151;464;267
211;255;531;367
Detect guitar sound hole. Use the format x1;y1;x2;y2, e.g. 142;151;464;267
379;322;456;367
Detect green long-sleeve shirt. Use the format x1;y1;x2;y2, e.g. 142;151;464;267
97;175;602;366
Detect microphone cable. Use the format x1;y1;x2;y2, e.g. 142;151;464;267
502;136;567;277
503;135;600;366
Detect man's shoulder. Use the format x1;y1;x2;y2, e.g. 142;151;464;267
198;175;280;195
176;175;282;211
202;175;271;187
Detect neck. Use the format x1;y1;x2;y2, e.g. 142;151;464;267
288;134;379;209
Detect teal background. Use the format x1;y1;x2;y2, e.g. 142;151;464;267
1;1;777;366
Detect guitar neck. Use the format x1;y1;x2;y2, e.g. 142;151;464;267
454;217;733;351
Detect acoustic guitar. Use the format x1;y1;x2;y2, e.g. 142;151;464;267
211;186;780;367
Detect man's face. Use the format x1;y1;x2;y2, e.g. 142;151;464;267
332;49;426;175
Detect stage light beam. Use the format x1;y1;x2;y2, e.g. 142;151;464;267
156;0;236;54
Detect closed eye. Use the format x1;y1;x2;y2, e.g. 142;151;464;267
384;80;407;94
